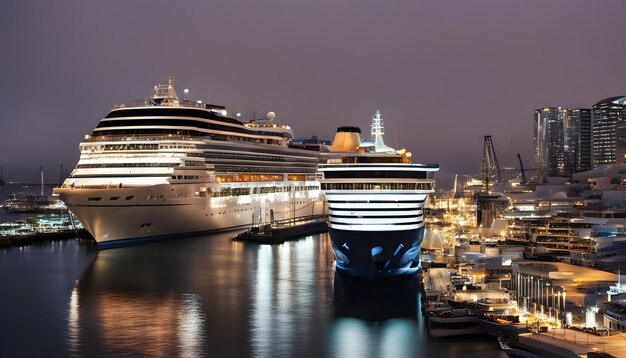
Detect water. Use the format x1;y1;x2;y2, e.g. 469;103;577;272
0;232;507;357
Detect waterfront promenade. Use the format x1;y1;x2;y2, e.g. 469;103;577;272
518;328;626;357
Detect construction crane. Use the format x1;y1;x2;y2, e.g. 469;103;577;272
480;135;501;193
516;153;527;184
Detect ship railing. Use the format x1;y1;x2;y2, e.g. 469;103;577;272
57;183;152;190
112;98;213;110
319;163;440;168
85;134;199;142
269;214;327;228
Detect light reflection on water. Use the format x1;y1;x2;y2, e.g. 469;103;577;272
1;231;506;357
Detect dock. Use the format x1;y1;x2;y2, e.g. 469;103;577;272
509;328;626;358
234;215;328;244
0;229;93;246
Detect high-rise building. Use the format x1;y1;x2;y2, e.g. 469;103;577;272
533;107;566;177
565;108;592;173
592;96;626;167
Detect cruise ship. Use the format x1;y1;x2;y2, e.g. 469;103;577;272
53;77;324;247
319;111;438;278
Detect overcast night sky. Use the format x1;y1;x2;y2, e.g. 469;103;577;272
2;0;626;188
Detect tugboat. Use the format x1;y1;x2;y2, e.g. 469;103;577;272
319;110;439;278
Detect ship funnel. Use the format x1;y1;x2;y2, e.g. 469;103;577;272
330;126;362;152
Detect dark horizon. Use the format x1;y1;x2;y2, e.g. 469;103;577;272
3;1;626;188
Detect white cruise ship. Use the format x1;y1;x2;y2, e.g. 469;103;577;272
319;111;438;278
53;77;324;247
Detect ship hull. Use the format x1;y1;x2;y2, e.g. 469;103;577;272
329;227;425;279
55;183;324;247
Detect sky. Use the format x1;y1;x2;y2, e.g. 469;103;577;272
2;0;626;188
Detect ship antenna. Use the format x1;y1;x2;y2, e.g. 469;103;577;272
395;130;398;149
371;110;394;153
371;110;384;148
58;163;64;187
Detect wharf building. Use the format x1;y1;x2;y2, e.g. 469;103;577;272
592;96;626;168
603;302;626;332
506;217;596;259
603;283;626;332
512;262;617;327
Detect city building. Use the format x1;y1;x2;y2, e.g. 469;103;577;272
603;302;626;332
533;107;567;177
475;194;508;228
592;96;626;167
565;108;592;173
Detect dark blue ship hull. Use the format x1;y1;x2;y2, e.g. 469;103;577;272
329;227;425;279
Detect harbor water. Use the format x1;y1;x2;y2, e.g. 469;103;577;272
0;226;506;357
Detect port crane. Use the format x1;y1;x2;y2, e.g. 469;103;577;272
480;135;501;193
516;153;527;184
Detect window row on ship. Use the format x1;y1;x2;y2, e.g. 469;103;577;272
204;159;316;169
321;182;433;191
76;163;181;168
192;151;317;164
71;164;316;177
81;136;319;163
212;165;317;174
75;159;316;171
92;129;286;146
214;174;319;183
78;153;317;168
95;117;291;138
80;144;162;151
78;147;318;165
196;144;318;159
214;165;317;174
210;185;319;198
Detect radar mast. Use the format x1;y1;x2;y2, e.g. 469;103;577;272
370;110;395;153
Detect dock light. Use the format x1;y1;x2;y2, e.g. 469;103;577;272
197;100;202;104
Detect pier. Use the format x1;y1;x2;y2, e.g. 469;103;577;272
233;215;328;244
0;229;93;246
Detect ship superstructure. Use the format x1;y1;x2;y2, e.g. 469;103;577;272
53;77;324;246
319;110;439;278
